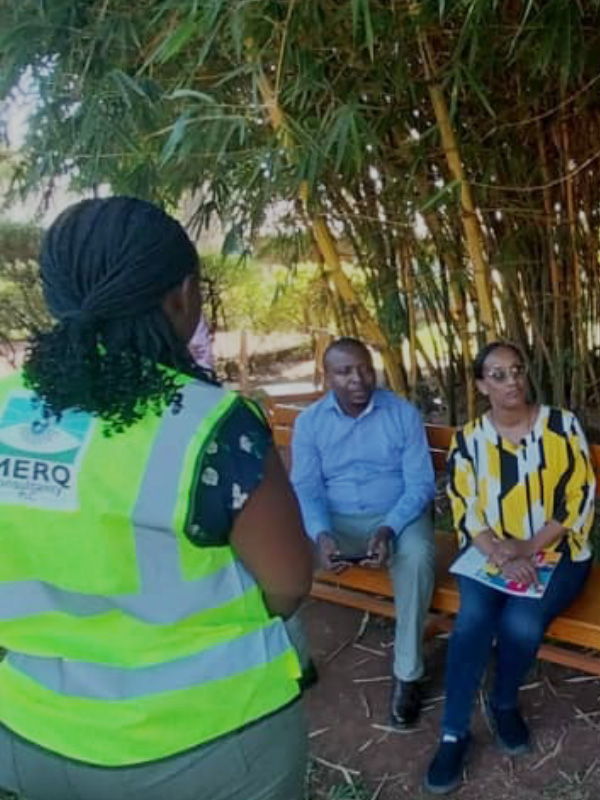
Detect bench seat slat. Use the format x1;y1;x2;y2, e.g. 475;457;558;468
310;583;396;619
312;532;600;653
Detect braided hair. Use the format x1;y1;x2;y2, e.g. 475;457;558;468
24;197;217;434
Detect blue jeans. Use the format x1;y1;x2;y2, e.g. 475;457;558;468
442;553;592;737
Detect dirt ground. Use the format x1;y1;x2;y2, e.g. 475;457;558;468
301;600;600;800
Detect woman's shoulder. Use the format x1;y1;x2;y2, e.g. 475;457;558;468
542;405;579;434
180;374;228;402
447;417;486;465
455;415;486;441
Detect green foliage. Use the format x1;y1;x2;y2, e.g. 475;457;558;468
326;781;369;800
0;220;50;356
203;255;332;334
4;1;600;415
0;224;334;345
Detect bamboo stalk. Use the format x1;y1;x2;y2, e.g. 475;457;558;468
561;114;586;408
251;61;407;394
413;255;450;408
414;173;475;418
310;212;407;393
399;243;418;399
417;30;497;341
439;255;457;423
536;119;565;405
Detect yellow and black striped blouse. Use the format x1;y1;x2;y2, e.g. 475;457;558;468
447;406;595;561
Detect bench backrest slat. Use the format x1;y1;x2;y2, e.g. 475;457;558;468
268;404;304;426
426;424;455;450
268;399;452;475
264;390;322;412
267;398;600;497
272;426;293;448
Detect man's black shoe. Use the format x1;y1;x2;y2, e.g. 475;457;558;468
390;678;422;727
424;733;470;795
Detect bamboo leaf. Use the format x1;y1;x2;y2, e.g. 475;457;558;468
153;17;197;64
161;110;192;164
460;66;495;118
110;70;153;105
168;89;216;104
418;179;461;212
350;0;374;59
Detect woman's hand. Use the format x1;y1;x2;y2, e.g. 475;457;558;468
500;557;539;587
490;538;534;567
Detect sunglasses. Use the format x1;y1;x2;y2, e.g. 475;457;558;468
485;364;527;383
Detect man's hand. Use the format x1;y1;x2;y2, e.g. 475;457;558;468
500;557;540;588
364;526;394;568
316;532;344;571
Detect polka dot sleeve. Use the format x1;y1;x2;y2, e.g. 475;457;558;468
184;397;273;547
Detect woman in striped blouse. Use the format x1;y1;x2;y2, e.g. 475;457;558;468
425;342;595;795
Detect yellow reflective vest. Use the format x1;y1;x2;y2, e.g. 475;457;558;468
0;372;300;765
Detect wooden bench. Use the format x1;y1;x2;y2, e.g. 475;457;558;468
267;397;600;676
262;390;323;470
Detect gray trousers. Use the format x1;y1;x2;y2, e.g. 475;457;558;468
331;508;435;681
0;700;308;800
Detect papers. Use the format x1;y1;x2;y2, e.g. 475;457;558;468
450;545;561;598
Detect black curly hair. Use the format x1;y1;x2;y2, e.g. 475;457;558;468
24;197;217;434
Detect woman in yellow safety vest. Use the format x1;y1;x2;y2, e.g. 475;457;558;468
0;196;313;800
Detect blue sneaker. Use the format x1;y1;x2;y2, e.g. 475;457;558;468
485;700;530;756
424;733;470;795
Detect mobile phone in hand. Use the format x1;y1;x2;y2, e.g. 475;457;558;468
329;553;370;565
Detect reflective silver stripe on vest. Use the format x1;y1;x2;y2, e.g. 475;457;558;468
0;560;256;622
0;382;258;624
6;623;290;699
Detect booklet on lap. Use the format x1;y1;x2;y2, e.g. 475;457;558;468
450;544;561;599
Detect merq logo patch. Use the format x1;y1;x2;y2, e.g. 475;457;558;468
0;391;94;511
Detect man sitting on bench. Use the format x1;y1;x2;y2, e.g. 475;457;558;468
291;337;435;726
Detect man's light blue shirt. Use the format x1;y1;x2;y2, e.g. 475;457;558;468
291;389;435;541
